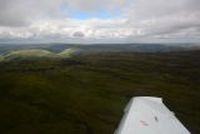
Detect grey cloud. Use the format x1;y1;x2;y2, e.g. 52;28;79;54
0;0;62;27
63;0;128;12
0;0;128;27
73;31;85;38
125;0;200;40
0;0;200;43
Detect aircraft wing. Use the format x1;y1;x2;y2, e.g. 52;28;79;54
115;97;190;134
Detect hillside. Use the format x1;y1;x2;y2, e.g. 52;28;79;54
0;43;200;55
58;48;80;57
0;56;4;61
0;50;199;134
0;49;79;61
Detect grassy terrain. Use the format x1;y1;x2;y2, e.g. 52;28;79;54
0;48;79;61
0;51;199;134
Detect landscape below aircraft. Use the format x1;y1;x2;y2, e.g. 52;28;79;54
115;97;191;134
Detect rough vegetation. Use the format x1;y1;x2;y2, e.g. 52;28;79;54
0;51;199;134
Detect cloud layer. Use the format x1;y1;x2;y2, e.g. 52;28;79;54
0;0;200;43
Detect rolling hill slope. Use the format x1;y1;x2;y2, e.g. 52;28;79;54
0;48;80;61
0;50;199;134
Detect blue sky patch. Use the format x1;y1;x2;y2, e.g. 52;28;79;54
60;5;122;20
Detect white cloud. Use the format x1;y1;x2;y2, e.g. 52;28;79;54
0;0;200;43
125;0;200;39
63;0;127;11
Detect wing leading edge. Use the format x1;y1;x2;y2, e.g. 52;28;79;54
115;96;190;134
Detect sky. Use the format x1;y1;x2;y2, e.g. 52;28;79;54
0;0;200;43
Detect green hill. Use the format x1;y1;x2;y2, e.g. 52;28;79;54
0;48;80;61
3;49;57;60
58;48;79;57
0;55;4;61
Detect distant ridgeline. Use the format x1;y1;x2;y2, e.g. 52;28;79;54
0;43;199;61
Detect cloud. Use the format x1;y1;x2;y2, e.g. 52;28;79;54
0;0;127;27
0;0;62;27
127;0;200;34
63;0;127;12
73;31;85;38
0;0;200;43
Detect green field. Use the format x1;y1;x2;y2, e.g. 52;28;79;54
0;51;199;134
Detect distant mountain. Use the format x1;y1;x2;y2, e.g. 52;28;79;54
57;43;200;53
0;43;199;57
